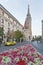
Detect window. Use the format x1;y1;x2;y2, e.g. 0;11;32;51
4;13;8;18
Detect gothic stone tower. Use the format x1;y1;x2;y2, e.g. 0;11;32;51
24;5;32;41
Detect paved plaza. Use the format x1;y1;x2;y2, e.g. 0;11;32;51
0;41;43;55
32;41;43;55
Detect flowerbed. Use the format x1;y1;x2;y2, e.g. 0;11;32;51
0;44;43;65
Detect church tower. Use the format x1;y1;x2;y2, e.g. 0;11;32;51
24;5;32;40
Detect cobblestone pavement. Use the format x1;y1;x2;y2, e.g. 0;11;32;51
0;41;43;55
32;41;43;55
0;41;29;53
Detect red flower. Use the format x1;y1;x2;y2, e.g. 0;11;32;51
17;60;26;65
11;51;17;56
39;55;43;60
0;54;3;56
30;48;35;53
0;56;2;63
0;52;9;56
2;52;9;56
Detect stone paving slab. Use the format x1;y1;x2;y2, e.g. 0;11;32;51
0;41;43;55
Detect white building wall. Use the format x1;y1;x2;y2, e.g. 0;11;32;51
4;19;8;35
0;9;3;15
0;8;23;37
0;7;30;41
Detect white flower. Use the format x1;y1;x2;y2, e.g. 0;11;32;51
22;56;27;61
14;48;18;52
33;52;39;58
28;52;31;55
19;51;24;55
21;46;25;49
41;60;43;64
34;58;40;63
28;61;34;65
2;56;11;64
14;57;19;63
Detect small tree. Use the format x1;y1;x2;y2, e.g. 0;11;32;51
32;35;42;41
0;27;4;43
14;30;24;42
32;36;35;41
7;31;13;41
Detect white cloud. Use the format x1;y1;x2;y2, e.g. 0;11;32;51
0;0;8;4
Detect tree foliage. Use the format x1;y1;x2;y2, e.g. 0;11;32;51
0;27;4;37
14;30;24;42
0;27;4;43
32;35;42;41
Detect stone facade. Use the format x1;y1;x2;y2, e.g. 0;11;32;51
24;5;32;41
0;4;23;35
0;4;32;41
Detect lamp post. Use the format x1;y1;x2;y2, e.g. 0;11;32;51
20;38;22;44
0;36;2;44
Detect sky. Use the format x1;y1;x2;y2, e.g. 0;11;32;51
0;0;43;36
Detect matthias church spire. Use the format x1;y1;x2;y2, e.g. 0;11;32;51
24;4;31;29
27;5;30;16
24;4;32;39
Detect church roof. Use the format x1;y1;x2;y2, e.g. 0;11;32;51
0;4;23;27
24;5;31;29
